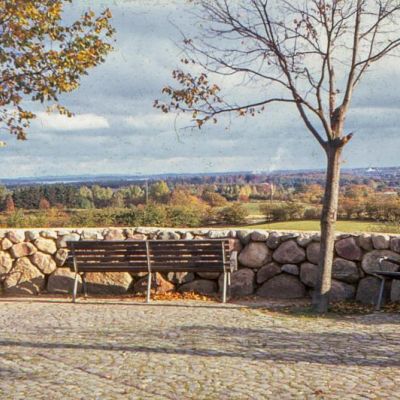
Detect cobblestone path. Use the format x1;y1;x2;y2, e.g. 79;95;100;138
0;297;399;399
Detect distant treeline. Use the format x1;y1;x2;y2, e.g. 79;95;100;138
0;181;274;211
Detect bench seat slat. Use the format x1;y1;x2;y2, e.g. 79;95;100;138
74;251;147;259
149;242;222;246
149;249;224;254
70;244;147;250
74;252;148;257
72;267;149;272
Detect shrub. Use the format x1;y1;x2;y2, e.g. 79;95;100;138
201;191;228;207
167;205;206;227
218;203;248;225
70;209;119;227
304;207;321;220
115;204;168;227
27;211;49;227
260;202;306;222
6;209;26;227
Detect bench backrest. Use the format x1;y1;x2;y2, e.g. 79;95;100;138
148;240;229;272
66;239;231;273
68;240;149;272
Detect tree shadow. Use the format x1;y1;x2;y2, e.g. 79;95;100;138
1;324;399;367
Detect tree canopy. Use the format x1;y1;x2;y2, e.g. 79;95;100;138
0;0;114;143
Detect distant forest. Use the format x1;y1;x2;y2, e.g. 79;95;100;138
0;169;399;228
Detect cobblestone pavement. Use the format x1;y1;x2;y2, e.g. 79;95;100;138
0;297;400;399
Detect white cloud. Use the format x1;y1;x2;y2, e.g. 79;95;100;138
36;112;110;131
124;113;181;130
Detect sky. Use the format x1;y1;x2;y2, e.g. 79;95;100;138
1;0;400;179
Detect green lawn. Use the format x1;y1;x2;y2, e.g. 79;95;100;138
240;220;399;233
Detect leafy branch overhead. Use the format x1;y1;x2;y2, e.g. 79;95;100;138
0;0;114;141
155;0;400;148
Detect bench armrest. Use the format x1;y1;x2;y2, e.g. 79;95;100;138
230;251;238;272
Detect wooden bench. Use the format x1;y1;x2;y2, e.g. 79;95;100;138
65;239;237;303
374;256;400;310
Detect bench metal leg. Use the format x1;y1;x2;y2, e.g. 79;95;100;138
376;277;386;311
222;272;227;303
146;272;152;303
72;273;79;303
82;273;88;298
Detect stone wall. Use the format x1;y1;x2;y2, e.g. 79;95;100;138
1;227;400;304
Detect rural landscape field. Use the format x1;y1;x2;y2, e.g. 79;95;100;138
1;167;399;233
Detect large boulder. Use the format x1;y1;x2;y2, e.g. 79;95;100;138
30;252;57;275
219;268;255;297
4;257;45;295
181;231;194;240
125;230;146;240
335;237;362;261
57;234;80;248
256;274;306;299
266;232;281;250
10;242;37;259
256;262;281;284
361;250;400;275
273;240;306;264
47;268;82;294
7;231;24;244
157;230;180;240
306;242;320;264
372;235;390;250
281;264;299;276
196;272;221;279
280;233;300;242
25;230;40;241
1;238;13;251
391;280;400;303
81;230;103;240
54;248;69;266
237;230;251;245
208;230;230;239
85;272;133;295
390;237;400;253
332;258;360;283
178;279;217;295
358;234;373;251
34;238;57;255
250;231;269;241
133;273;174;294
238;242;271;268
0;251;12;279
40;230;58;240
329;280;356;302
104;229;125;241
167;272;195;285
356;276;384;305
297;234;313;248
300;262;319;288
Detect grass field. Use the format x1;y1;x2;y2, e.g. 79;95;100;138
240;220;399;233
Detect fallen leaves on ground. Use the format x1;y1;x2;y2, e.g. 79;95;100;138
152;291;213;302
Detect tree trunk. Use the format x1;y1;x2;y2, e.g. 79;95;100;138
313;142;343;313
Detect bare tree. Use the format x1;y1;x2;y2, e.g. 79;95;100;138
155;0;400;312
